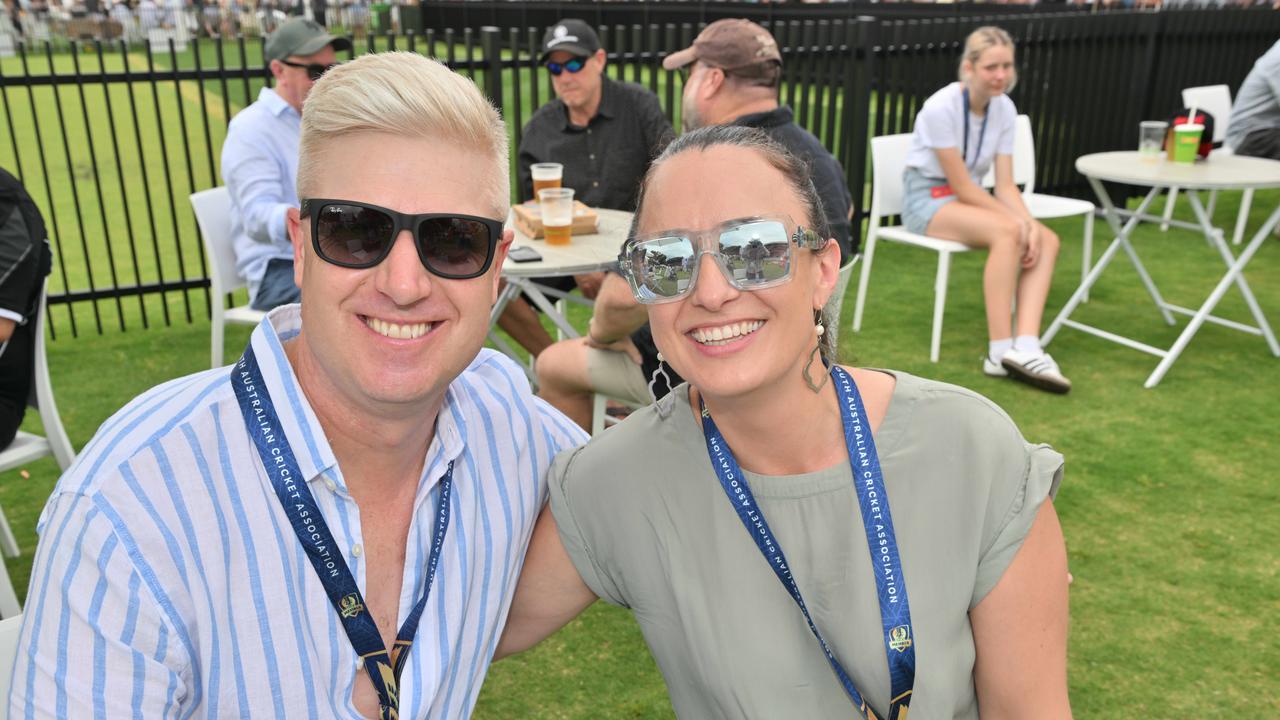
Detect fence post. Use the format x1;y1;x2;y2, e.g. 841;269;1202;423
480;26;503;112
841;17;877;238
1134;11;1164;133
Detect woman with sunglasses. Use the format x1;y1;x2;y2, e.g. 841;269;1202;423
498;125;1072;718
902;26;1070;393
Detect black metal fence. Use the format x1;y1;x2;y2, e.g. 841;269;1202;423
0;7;1275;338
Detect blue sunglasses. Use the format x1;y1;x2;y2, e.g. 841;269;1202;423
546;57;587;76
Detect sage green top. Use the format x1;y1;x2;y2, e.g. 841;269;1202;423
548;370;1063;719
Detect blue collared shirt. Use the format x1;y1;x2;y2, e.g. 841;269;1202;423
11;305;588;718
221;87;300;301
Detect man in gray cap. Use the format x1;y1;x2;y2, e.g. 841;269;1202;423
220;17;351;313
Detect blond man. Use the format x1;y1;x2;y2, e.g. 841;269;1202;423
13;52;586;719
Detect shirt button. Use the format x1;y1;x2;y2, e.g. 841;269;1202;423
586;129;592;135
352;543;363;557
324;477;337;493
592;181;599;187
589;153;595;160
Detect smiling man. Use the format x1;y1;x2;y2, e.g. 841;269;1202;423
12;52;586;719
222;17;351;312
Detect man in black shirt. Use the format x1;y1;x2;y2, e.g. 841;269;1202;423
517;18;674;212
0;168;52;451
498;19;674;358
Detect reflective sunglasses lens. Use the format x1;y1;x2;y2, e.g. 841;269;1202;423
315;204;395;267
632;236;696;300
565;58;586;73
546;62;563;76
718;220;791;286
418;217;493;277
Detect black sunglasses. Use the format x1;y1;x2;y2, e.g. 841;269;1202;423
279;59;337;81
546;57;587;76
301;199;504;279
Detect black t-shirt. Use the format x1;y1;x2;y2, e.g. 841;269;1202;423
517;77;675;211
0;167;52;427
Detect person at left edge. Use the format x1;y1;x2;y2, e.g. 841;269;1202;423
221;17;351;312
0;167;52;452
11;52;587;719
498;18;675;358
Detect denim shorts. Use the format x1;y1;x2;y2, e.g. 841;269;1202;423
900;167;956;236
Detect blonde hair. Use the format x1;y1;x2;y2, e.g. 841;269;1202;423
958;26;1018;93
297;51;510;217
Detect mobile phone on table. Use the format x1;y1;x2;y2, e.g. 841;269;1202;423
508;246;543;263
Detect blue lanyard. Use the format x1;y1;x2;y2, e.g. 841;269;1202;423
962;88;989;172
232;346;453;720
700;366;915;720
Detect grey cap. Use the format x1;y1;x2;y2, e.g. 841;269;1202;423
264;18;351;62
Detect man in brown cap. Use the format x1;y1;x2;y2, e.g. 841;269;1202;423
664;18;853;259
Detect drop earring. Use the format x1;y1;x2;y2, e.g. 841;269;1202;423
649;351;674;415
803;316;828;393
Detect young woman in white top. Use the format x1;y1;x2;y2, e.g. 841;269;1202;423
902;26;1071;394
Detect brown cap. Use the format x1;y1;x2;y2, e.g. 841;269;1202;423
662;19;782;76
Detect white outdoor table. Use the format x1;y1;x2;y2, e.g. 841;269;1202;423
1043;151;1280;387
488;206;634;370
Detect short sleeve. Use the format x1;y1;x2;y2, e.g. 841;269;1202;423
996;96;1017;155
917;99;960;151
546;446;630;607
971;442;1063;606
0;205;41;319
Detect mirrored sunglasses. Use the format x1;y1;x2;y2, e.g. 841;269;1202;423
619;215;828;304
546;57;587;76
280;59;338;81
301;199;503;279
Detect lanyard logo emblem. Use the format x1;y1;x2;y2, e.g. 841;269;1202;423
339;593;366;618
889;625;913;653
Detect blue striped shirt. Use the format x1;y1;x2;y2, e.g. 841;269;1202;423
10;305;588;718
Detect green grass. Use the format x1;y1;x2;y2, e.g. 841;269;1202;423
4;187;1278;717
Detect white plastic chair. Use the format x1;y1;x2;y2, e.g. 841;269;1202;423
1161;85;1250;245
0;613;22;705
853;134;972;362
988;115;1097;298
191;187;266;368
0;281;77;620
590;392;637;436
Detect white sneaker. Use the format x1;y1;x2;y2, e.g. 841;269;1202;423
1000;349;1072;394
982;355;1009;377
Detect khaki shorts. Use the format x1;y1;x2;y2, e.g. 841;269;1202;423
585;346;649;406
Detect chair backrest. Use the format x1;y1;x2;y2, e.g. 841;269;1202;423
979;114;1037;192
189;187;243;296
0;613;23;716
1181;84;1232;144
869;134;915;219
0;279;76;471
